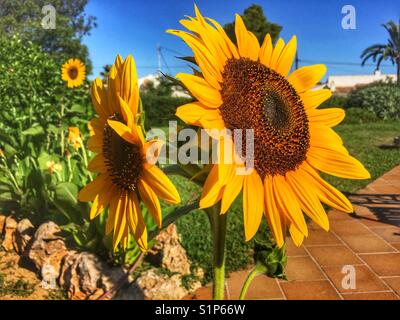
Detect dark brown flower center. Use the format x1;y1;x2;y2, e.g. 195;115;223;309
68;66;79;80
103;113;143;191
219;58;310;178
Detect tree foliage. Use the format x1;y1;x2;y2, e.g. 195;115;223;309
0;0;96;73
223;4;282;45
361;20;400;86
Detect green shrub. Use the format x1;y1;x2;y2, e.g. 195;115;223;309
345;83;400;119
142;94;191;127
320;95;348;109
343;108;379;124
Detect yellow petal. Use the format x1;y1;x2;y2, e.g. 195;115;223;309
276;36;297;77
106;190;123;235
235;14;259;61
120;55;139;114
107;119;137;144
118;95;134;128
177;73;222;108
287;64;327;93
300;89;332;110
78;174;108;202
264;176;285;248
90;187;112;220
259;34;273;67
87;135;103;153
309;125;348;155
289;223;304;247
308;108;345;127
138;178;162;228
142;164;180;204
176;102;220;128
206;17;239;59
91;78;109;118
273;175;308;237
88;154;106;173
200;164;224;209
269;38;285;70
167;29;222;90
113;192;127;250
286;170;329;231
127;193;148;251
307;148;371;180
300;162;353;212
243;170;264;241
143;139;164;165
220;169;244;214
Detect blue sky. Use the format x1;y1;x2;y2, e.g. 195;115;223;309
83;0;399;80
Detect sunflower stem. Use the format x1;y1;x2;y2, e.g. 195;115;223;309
60;103;65;157
207;203;227;300
239;263;268;300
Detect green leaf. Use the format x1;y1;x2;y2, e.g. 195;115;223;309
55;182;78;206
22;126;44;136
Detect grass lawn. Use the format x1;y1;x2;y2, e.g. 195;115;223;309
165;120;400;283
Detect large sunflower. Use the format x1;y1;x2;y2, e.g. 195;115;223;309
78;55;180;251
61;58;86;88
168;6;370;247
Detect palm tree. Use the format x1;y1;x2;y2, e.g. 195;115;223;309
361;20;400;86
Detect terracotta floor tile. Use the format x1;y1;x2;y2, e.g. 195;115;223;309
370;226;400;244
342;292;398;300
307;245;362;266
392;243;400;251
283;256;325;281
361;253;400;276
382;277;400;295
190;285;212;300
323;265;388;293
303;229;341;246
330;220;371;236
285;239;308;257
328;210;355;221
280;280;340;300
341;234;395;253
226;269;282;300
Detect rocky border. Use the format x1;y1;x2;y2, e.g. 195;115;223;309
0;215;202;300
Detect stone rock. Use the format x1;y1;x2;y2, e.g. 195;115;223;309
0;214;6;235
118;269;201;300
1;216;17;252
13;218;35;254
59;251;124;300
147;224;191;275
28;221;68;279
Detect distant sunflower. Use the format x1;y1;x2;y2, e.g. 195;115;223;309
61;58;86;88
68;127;83;150
78;55;180;251
168;6;370;247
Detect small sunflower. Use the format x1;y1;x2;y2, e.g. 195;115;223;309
168;6;370;247
68;127;83;150
61;58;86;88
78;54;180;251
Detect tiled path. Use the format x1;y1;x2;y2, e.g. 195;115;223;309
186;165;400;300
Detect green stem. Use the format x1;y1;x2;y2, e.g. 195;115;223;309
60;103;65;157
239;263;268;300
148;200;199;240
207;204;227;300
80;141;93;181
